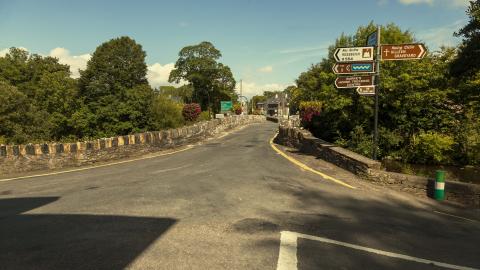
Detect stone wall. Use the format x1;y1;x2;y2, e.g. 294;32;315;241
0;115;264;175
276;125;480;208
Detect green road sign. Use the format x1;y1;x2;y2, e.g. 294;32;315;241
220;101;233;112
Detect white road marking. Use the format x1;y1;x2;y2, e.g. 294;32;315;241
276;231;479;270
277;231;298;270
433;210;479;223
150;164;191;174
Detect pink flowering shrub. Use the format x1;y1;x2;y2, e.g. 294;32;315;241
299;101;322;128
182;103;201;121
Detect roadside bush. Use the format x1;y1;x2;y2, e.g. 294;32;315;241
233;103;242;115
335;126;374;158
455;109;480;165
182;103;201;121
198;111;211;121
299;101;322;131
151;94;185;129
409;132;455;164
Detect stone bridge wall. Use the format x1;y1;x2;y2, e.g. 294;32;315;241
0;115;264;175
276;125;480;208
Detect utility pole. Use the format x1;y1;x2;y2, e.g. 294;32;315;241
373;25;381;160
240;79;242;97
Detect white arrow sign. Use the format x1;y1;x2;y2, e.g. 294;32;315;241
334;47;374;62
356;86;375;96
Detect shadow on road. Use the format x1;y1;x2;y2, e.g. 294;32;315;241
257;178;480;269
0;197;176;270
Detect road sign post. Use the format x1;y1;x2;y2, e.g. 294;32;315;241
335;76;375;88
333;27;426;161
381;44;426;61
356;86;375;96
334;47;374;62
367;31;378;47
373;26;381;161
332;62;375;74
220;101;233;113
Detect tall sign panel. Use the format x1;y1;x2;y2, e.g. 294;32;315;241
333;28;427;161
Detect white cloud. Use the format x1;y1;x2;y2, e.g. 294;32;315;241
277;45;329;54
397;0;469;7
147;62;178;88
0;47;28;57
235;81;288;98
399;0;433;5
258;65;273;73
49;48;91;78
416;19;465;49
0;48;9;57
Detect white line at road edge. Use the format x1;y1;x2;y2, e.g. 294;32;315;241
276;231;479;270
433;210;479;223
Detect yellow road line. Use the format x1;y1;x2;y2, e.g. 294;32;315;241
0;146;193;183
433;210;479;223
269;134;356;189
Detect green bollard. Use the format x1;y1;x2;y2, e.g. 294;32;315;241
434;170;445;201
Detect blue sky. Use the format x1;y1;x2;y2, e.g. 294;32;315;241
0;0;470;97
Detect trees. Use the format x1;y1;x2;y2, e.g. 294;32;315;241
158;85;193;103
169;41;236;113
78;36;154;137
150;94;185;130
292;22;469;164
0;48;77;143
451;0;480;78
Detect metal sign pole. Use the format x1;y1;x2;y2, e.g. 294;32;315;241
373;25;381;160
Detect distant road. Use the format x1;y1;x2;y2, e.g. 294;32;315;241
1;122;479;270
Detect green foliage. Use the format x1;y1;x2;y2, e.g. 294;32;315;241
78;36;154;137
451;0;480;77
233;103;242;115
0;48;77;143
169;41;236;113
150;94;185;129
410;132;455;164
159;85;193;103
291;20;479;165
336;126;374;158
455;108;480;165
198;111;211;121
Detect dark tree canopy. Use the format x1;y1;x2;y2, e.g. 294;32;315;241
169;41;236;112
78;36;153;137
451;0;480;77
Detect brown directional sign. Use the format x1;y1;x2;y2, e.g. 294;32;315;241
335;76;375;89
356;86;375;96
381;43;426;61
332;62;375;74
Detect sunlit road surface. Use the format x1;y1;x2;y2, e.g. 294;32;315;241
1;122;479;270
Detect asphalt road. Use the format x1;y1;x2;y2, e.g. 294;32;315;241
1;121;479;270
